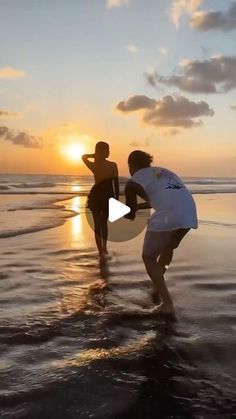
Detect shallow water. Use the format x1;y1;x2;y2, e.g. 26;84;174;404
0;192;236;418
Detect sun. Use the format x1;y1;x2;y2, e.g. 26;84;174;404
65;143;84;162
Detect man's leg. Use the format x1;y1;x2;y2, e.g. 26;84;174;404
142;229;190;315
157;248;174;273
142;254;175;314
142;231;175;314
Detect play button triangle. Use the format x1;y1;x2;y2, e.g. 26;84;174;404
108;198;131;223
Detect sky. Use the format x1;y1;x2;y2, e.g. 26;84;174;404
0;0;236;176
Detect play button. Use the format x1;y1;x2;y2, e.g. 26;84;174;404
85;177;151;242
108;198;130;223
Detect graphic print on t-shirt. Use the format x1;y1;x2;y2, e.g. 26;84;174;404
132;166;198;231
166;179;185;190
152;168;185;190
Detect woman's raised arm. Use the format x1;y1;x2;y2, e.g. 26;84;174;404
82;154;95;172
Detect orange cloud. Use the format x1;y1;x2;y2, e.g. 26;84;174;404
126;44;139;54
107;0;128;8
0;109;23;119
0;66;26;79
170;0;204;28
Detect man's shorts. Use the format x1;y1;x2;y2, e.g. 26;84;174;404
142;228;190;259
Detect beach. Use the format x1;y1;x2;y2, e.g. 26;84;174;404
0;175;236;418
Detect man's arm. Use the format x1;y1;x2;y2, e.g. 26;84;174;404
82;154;95;172
124;181;150;220
124;181;137;220
136;202;151;210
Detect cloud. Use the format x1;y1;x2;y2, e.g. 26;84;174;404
129;135;153;147
116;94;214;133
0;109;23;119
126;44;139;53
0;126;42;148
159;47;169;56
170;0;204;27
0;67;26;79
26;104;39;111
116;95;157;112
142;95;214;128
165;128;180;136
231;103;236;110
129;140;140;147
156;55;236;93
144;69;159;87
107;0;128;8
190;2;236;32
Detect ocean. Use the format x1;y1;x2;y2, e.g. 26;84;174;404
1;174;236;239
0;174;236;418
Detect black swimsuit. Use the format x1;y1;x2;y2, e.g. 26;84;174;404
87;178;114;214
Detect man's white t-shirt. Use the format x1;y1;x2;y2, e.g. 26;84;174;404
132;166;198;232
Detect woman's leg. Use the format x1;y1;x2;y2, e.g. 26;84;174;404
101;211;108;254
92;211;103;256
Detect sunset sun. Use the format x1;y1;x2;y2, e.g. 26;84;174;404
65;144;84;162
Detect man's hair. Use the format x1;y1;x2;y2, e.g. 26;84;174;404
128;150;153;169
95;141;109;158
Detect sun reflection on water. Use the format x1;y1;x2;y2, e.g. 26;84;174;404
71;184;81;193
71;196;81;212
51;332;155;369
71;197;83;238
72;215;82;236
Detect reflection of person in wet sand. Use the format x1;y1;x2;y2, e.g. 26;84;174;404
82;141;119;259
125;150;198;318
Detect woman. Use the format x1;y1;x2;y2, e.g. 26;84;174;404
82;141;119;258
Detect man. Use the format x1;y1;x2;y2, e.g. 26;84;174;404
125;150;198;318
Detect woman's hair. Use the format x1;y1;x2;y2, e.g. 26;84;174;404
128;150;153;169
95;141;109;158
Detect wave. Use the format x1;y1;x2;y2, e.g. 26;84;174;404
185;178;236;185
0;195;78;238
0;194;73;213
2;188;236;196
191;187;236;194
0;221;63;239
7;203;64;211
199;219;236;228
0;175;236;195
0;209;77;239
0;192;78;197
11;182;55;188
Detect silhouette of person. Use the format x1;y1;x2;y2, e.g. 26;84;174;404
82;141;119;258
125;150;198;318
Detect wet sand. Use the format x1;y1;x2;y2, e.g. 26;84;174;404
0;194;236;418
